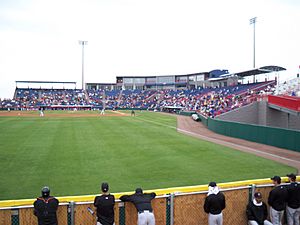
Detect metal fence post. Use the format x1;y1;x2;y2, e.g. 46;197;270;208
11;209;19;225
69;201;75;225
250;184;256;202
170;193;175;225
119;202;125;225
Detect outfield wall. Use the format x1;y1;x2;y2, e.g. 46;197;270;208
217;101;300;130
197;111;300;152
0;177;299;225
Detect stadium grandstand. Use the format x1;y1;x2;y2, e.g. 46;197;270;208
0;66;285;115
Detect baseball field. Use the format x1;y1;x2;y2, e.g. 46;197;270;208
0;110;296;200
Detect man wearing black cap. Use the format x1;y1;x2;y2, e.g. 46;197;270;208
120;188;156;225
94;182;115;225
286;173;300;225
268;176;288;225
33;186;59;225
246;192;272;225
204;182;226;225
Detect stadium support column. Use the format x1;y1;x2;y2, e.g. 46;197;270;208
79;40;88;90
250;17;257;82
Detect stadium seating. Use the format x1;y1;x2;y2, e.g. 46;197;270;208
2;81;275;117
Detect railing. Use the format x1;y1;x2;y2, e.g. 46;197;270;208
0;177;298;225
268;95;300;112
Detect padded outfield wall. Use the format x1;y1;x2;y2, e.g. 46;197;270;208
199;101;300;152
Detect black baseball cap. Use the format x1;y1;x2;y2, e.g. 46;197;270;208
208;182;217;187
287;173;296;180
135;188;143;194
101;182;109;192
41;186;50;197
271;176;281;183
254;192;262;199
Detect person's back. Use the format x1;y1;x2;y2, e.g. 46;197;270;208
203;182;226;225
94;182;115;225
123;192;155;213
34;187;59;225
286;173;300;225
268;185;288;211
204;192;225;215
286;181;300;209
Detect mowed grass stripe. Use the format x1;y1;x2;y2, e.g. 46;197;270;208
0;112;296;200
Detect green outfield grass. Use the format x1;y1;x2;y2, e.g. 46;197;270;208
0;111;296;200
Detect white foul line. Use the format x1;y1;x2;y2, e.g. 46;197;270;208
136;116;299;164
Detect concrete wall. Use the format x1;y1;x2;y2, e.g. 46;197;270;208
217;101;300;130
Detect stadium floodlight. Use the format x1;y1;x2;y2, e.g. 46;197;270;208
250;17;257;83
79;40;88;90
249;17;257;68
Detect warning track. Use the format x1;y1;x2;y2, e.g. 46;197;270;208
176;115;300;172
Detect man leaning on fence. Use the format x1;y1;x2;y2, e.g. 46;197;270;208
204;182;226;225
286;173;300;225
246;192;273;225
120;187;156;225
33;186;59;225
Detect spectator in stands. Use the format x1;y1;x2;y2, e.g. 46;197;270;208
33;186;59;225
120;188;156;225
246;192;272;225
204;182;226;225
268;176;288;225
94;182;115;225
286;173;300;225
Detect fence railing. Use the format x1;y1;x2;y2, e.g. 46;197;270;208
0;177;298;225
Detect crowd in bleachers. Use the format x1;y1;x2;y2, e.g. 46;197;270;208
0;81;276;117
276;77;300;96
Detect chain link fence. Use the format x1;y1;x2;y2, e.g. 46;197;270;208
0;184;296;225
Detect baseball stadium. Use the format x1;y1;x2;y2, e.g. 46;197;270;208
0;66;300;224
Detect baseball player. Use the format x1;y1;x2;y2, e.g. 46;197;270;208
204;182;226;225
120;188;156;225
268;176;288;225
247;192;273;225
33;186;59;225
286;173;300;225
94;182;115;225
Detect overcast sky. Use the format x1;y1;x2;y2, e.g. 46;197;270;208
0;0;299;98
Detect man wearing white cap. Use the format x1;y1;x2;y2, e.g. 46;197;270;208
204;182;226;225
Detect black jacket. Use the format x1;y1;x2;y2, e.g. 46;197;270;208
120;192;156;212
33;196;59;225
268;185;288;211
204;192;226;215
286;182;300;209
246;200;268;225
94;194;115;225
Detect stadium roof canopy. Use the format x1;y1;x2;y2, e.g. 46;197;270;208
15;81;76;84
235;65;286;78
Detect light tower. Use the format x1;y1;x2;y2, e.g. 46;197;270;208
250;17;257;83
79;40;88;90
